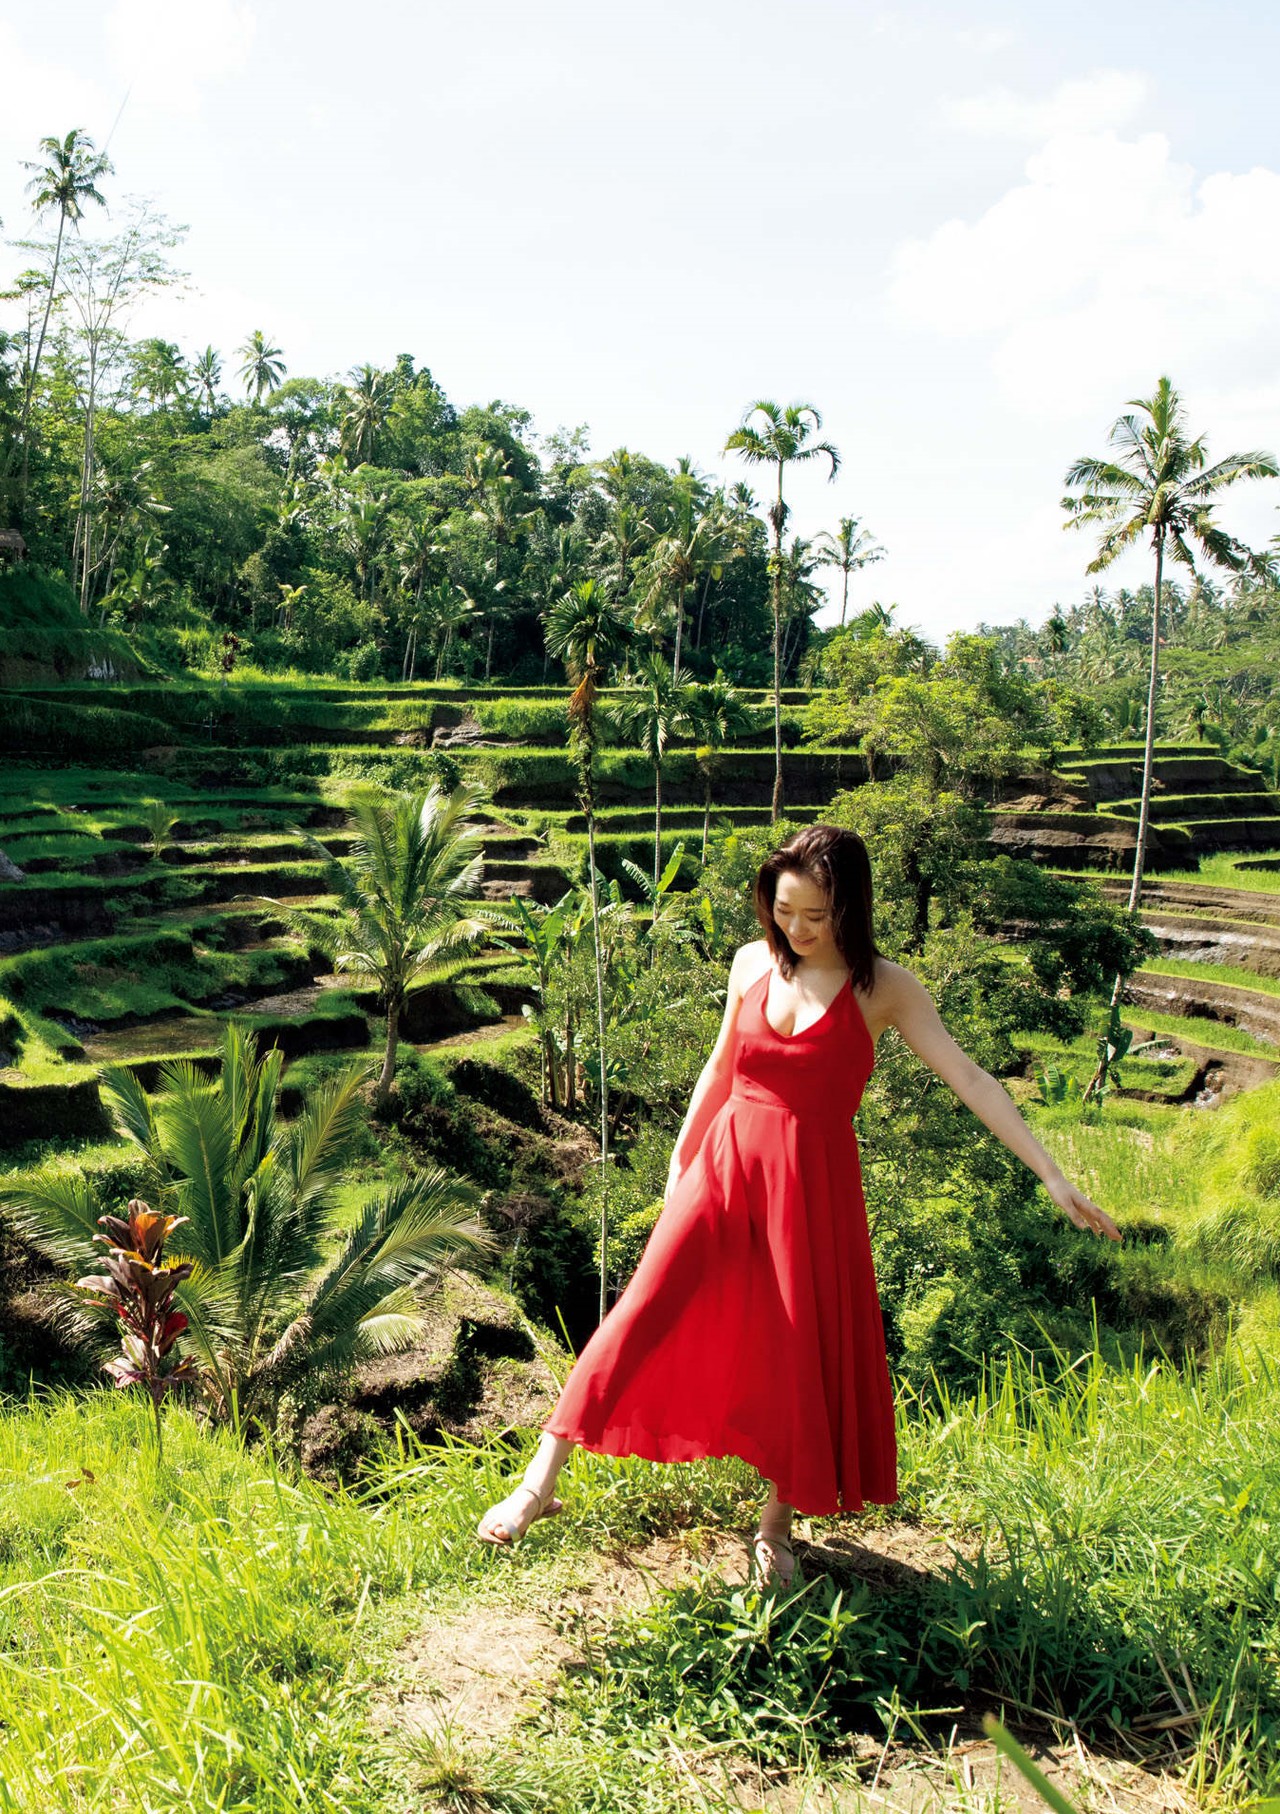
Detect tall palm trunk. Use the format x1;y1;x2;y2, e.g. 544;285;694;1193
672;580;687;673
840;564;849;629
770;465;785;822
15;210;67;514
75;339;99;616
575;705;612;1326
377;995;401;1109
586;804;612;1326
1088;534;1165;1102
694;570;712;651
1127;532;1164;921
653;757;663;890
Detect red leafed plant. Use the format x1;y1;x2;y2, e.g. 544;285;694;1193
75;1198;198;1456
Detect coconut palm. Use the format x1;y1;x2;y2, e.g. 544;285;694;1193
726;401;840;819
287;782;492;1110
468;444;532;681
642;488;728;672
1;1026;489;1426
609;654;696;889
685;674;768;861
14;129;112;507
193;345;222;415
813;515;884;628
545;578;632;1321
131;338;189;413
237;329;286;403
425;581;476;681
342;364;391;465
1063;377;1277;927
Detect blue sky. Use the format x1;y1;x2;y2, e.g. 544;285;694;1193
3;0;1279;639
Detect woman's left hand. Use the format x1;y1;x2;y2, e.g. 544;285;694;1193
1045;1175;1122;1241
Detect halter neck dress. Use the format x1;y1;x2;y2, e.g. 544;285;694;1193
543;961;898;1515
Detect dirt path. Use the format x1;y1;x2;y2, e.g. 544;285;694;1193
378;1523;1193;1814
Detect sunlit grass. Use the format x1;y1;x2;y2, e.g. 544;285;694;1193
1125;1007;1278;1056
1140;956;1280;998
1160;854;1280;894
0;1340;1277;1808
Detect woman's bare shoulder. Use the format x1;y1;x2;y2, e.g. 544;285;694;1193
862;957;928;1031
730;938;773;991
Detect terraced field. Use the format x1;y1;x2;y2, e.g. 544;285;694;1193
0;672;863;1149
991;746;1280;867
4;665;1280;1150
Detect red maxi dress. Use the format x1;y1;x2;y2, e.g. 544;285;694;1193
543;964;898;1515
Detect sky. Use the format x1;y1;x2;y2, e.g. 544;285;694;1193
3;0;1280;642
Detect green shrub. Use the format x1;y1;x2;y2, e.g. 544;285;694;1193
392;1045;456;1113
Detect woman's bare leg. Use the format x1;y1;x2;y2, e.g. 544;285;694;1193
477;1432;575;1542
753;1482;796;1585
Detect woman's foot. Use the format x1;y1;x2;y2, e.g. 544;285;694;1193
751;1527;798;1591
476;1481;564;1546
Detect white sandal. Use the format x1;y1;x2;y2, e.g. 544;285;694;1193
751;1528;798;1590
476;1481;564;1546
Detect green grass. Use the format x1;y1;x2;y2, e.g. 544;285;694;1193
0;929;313;1038
1160;854;1280;893
0;1342;1275;1810
1015;1028;1199;1099
1140;958;1280;998
1126;1007;1279;1057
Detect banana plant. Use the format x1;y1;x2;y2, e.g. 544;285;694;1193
483;890;575;1107
620;842;694;955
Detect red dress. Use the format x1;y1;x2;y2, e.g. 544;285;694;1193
543;964;898;1515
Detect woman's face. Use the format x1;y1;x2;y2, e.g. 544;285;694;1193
772;868;836;962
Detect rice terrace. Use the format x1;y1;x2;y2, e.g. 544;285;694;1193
2;8;1280;1813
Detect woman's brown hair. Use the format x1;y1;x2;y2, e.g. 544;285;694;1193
754;824;880;990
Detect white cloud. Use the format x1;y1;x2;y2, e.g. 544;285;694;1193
944;69;1147;139
105;0;257;110
886;83;1280;426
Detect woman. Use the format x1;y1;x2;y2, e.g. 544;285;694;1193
477;824;1119;1585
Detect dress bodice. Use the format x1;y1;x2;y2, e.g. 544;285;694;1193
730;965;874;1122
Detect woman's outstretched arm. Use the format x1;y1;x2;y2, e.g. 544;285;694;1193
882;963;1122;1240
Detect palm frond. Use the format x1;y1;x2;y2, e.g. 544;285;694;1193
154;1071;236;1265
0;1167;104;1268
289;1060;370;1230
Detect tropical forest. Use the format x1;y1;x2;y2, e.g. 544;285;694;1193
1;104;1280;1814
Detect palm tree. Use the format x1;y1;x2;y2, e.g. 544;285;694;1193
1;1026;489;1427
287;782;492;1110
425;581;476;681
609;654;695;888
15;129;112;509
726;401;839;819
813;515;884;628
237;329;286;403
396;516;445;680
468;444;531;681
1063;377;1277;926
131;338;189;413
642;489;727;672
193;345;222;414
545;579;631;1323
685;675;767;861
777;535;824;680
342;364;390;464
